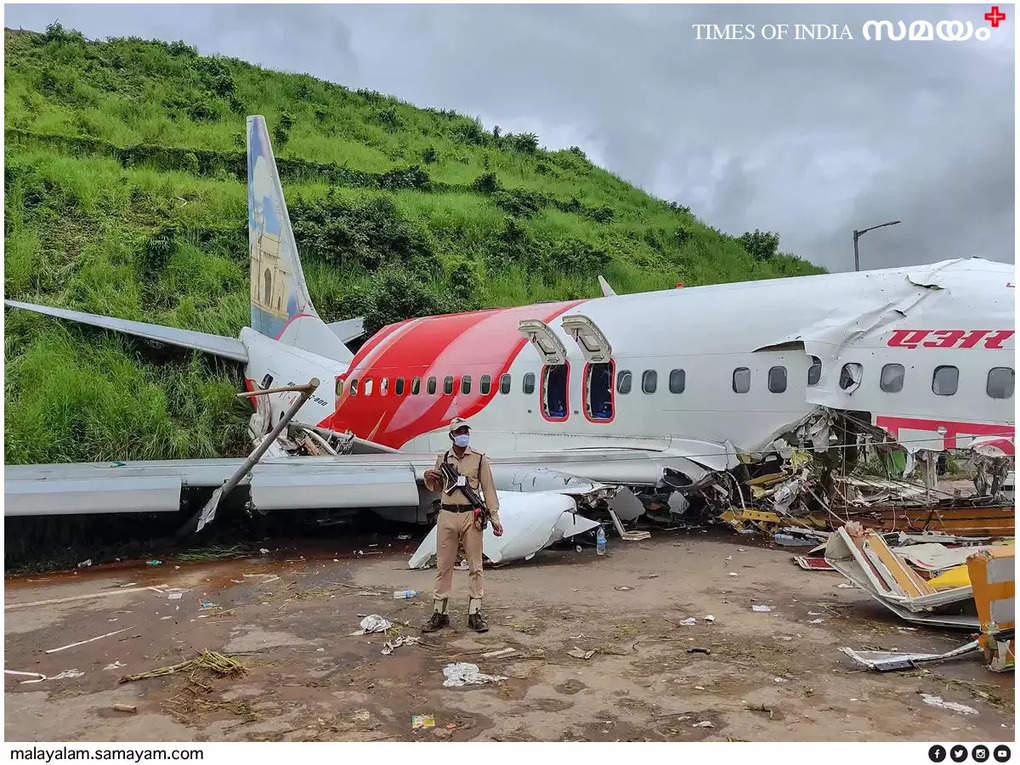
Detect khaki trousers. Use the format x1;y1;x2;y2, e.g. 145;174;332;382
433;509;483;601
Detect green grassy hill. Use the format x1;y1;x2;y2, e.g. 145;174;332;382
4;25;824;465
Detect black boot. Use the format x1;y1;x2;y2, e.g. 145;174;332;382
467;612;488;633
422;611;450;633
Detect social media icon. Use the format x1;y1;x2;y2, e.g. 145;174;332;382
974;746;990;763
951;745;969;763
930;745;948;762
993;745;1011;763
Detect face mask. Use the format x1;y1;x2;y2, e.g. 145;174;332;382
453;434;470;448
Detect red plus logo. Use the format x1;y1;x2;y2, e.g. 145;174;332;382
985;5;1007;27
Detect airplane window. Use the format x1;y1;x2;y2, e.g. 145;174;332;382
542;364;569;420
987;367;1014;399
395;378;405;395
335;378;343;397
932;365;959;396
260;374;274;389
461;375;472;395
732;367;750;394
480;375;491;395
349;378;358;396
839;363;862;392
427;377;436;395
880;363;904;393
669;369;685;394
642;370;658;394
768;366;787;394
523;372;535;395
444;376;455;395
586;362;613;420
380;377;389;396
617;370;632;394
499;374;511;394
411;377;421;395
807;357;822;386
363;378;374;396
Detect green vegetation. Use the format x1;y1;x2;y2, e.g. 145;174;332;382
4;25;823;464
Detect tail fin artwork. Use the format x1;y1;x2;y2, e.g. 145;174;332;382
247;115;352;363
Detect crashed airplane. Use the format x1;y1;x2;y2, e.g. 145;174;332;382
5;115;1015;564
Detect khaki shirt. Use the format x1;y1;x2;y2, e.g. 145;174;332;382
434;448;501;522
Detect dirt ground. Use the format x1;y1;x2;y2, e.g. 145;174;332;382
4;530;1014;742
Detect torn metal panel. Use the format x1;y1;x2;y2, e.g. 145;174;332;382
608;487;645;522
967;546;1015;672
892;543;993;574
408;490;585;567
825;522;979;629
841;640;980;672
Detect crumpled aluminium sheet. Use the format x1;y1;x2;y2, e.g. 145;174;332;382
408;490;598;568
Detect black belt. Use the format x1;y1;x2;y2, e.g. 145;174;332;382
441;504;475;513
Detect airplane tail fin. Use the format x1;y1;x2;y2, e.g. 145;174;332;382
247;115;352;363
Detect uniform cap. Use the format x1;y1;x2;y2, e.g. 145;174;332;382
448;417;471;433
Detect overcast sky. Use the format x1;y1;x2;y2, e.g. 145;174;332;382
6;3;1014;272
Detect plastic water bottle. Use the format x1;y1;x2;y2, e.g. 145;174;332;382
393;589;418;599
596;526;606;556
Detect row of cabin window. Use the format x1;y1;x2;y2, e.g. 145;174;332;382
842;363;1014;399
341;363;1015;401
343;373;517;398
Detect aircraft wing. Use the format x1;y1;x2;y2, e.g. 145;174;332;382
5;447;714;518
327;317;366;344
5;300;248;363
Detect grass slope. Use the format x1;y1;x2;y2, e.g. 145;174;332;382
4;26;824;464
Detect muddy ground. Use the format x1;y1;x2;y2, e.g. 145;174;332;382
4;530;1014;742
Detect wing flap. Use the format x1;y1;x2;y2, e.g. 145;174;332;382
5;300;248;363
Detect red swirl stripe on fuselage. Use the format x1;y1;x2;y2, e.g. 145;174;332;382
321;299;587;448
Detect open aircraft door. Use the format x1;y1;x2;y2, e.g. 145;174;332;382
518;319;569;365
560;315;612;363
561;315;615;423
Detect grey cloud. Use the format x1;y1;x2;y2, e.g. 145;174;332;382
6;3;1012;271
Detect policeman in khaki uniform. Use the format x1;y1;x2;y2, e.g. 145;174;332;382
421;418;503;633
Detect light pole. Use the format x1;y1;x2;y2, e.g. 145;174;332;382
853;220;901;271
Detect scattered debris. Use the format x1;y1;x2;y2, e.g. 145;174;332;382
77;559;92;568
45;626;133;654
687;647;712;655
381;636;422;656
147;560;162;566
614;586;633;591
752;605;772;613
567;647;597;660
398;534;411;540
481;648;517;658
411;714;435;729
350;615;392;635
113;704;137;714
775;533;814;547
48;669;85;680
442;662;508;687
728;572;739;577
841;640;980;672
794;556;835;571
705;615;715;623
693;720;714;728
825;523;979;629
6;670;46;683
393;589;418;599
259;548;270;555
103;661;126;671
680;617;697;626
200;601;217;609
920;693;978;716
807;618;825;624
773;677;788;683
120;650;245;684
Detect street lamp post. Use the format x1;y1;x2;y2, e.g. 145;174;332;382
853;220;901;271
